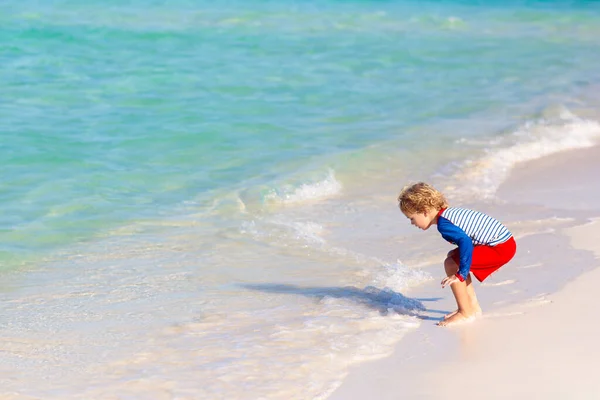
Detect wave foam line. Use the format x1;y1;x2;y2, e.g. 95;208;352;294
265;169;342;205
450;108;600;199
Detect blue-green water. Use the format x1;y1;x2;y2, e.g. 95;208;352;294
3;0;600;269
2;1;600;397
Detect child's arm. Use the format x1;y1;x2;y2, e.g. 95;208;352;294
437;217;474;282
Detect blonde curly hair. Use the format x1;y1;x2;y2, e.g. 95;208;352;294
397;182;449;214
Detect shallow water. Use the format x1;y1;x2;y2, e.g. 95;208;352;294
2;0;600;398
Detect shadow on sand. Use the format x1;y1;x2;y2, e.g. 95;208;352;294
242;283;448;321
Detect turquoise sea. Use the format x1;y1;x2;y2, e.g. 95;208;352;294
2;0;600;398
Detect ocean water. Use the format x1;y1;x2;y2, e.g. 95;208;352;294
2;0;600;398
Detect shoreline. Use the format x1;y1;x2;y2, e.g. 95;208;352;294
328;145;600;399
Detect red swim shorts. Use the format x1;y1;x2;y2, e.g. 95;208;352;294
450;237;517;282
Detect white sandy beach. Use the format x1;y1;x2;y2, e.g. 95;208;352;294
329;146;600;400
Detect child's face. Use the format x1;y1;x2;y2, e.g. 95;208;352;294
403;210;435;230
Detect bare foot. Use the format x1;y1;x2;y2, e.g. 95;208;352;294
437;311;475;326
444;307;482;320
443;310;458;320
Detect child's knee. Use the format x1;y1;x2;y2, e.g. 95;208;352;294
444;256;458;276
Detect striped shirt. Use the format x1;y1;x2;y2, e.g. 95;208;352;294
437;207;512;280
439;207;512;246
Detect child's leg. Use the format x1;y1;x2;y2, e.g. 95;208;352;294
438;255;480;326
443;274;482;320
441;254;479;318
464;274;482;316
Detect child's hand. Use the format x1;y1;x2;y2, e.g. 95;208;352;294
441;275;459;288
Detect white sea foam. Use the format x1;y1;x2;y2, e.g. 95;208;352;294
373;261;433;293
241;215;389;273
448;107;600;199
240;217;327;249
265;169;342;205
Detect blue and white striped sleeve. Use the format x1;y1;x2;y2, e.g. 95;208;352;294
437;217;473;282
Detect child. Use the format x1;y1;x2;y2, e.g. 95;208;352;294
397;182;516;326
